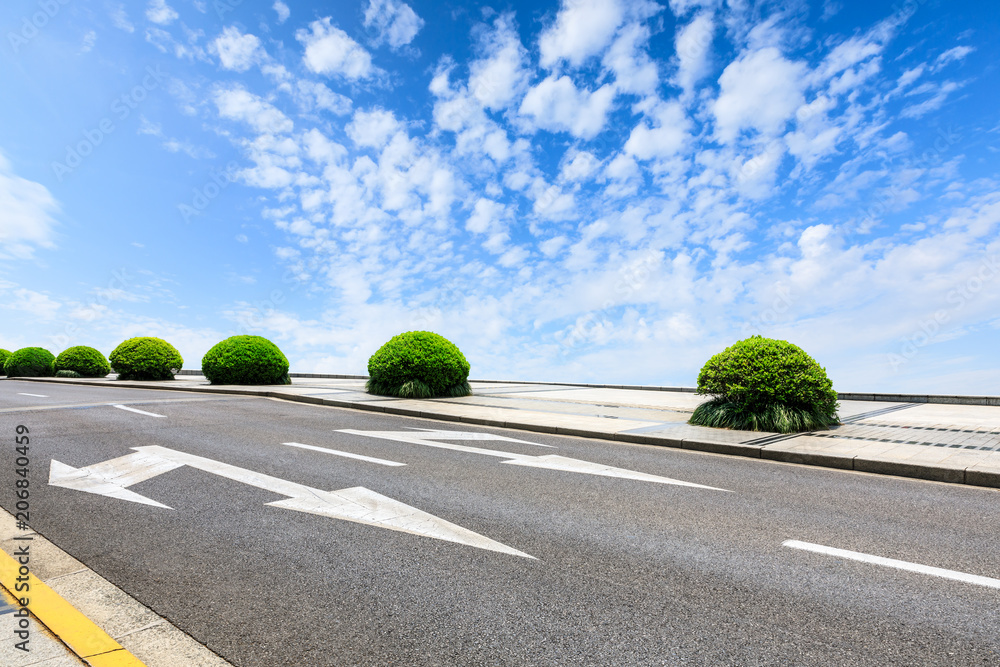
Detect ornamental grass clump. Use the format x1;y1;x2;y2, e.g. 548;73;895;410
367;331;472;398
3;347;56;378
689;336;839;434
0;349;11;374
109;337;184;380
201;335;291;385
55;346;111;378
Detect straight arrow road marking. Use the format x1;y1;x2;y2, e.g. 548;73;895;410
282;442;406;466
17;393;48;397
782;540;1000;589
113;404;167;418
48;446;532;558
337;430;729;491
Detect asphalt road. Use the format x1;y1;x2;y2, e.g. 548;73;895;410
1;379;998;666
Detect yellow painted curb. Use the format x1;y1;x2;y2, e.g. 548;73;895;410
0;546;146;666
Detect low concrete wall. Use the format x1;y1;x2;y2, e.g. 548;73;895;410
173;370;999;406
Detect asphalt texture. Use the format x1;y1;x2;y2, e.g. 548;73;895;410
1;379;998;666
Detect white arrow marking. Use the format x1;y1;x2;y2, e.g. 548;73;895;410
49;446;532;558
49;452;183;508
113;404;166;418
18;393;48;398
282;442;406;467
783;540;1000;589
337;430;729;491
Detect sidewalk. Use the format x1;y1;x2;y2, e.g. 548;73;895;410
14;374;1000;490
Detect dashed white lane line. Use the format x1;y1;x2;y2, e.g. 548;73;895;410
782;540;1000;589
17;392;48;397
113;404;167;418
282;442;406;467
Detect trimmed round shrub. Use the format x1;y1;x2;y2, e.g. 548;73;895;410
367;331;472;398
0;349;11;374
109;337;183;380
55;346;111;378
56;370;83;378
4;347;56;378
689;336;839;433
202;335;290;385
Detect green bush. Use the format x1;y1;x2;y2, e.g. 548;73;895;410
4;347;56;378
689;336;839;433
55;346;111;378
367;331;472;398
109;337;183;380
202;335;290;385
56;370;83;378
0;349;11;374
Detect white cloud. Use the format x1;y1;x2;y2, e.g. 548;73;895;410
901;81;960;119
539;0;625;68
713;47;807;142
364;0;424;49
296;18;375;80
624;102;689;159
273;1;290;24
0;152;59;259
211;26;262;72
674;11;714;95
933;45;973;71
346;108;401;149
110;5;134;32
295;81;352;115
560;149;601;182
603;23;659;95
519;76;616;139
146;0;178;25
466;198;505;234
469;14;528;110
213;86;294;134
80;30;97;53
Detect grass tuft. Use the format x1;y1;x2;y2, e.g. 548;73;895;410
689;397;839;433
366;377;472;399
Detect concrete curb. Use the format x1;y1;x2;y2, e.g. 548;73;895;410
8;377;1000;491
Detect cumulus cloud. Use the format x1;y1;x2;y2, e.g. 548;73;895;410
0;152;59;259
346;108;401;149
211;26;262;72
296;18;375;80
624;102;689;159
364;0;424;49
674;11;714;95
713;47;807;142
213;86;294;134
469;14;528;110
539;0;625;68
273;1;290;24
146;0;178;25
519;76;616;139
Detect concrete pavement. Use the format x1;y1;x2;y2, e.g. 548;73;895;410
15;374;1000;488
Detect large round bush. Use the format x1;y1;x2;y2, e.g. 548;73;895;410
55;346;111;378
109;337;183;380
689;336;839;433
4;347;56;378
202;335;290;385
367;331;472;398
0;349;11;374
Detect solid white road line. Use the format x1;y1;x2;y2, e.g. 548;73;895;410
17;393;48;397
338;429;729;491
782;540;1000;589
282;442;406;467
113;404;167;418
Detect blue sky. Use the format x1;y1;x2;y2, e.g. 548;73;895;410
1;0;998;393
